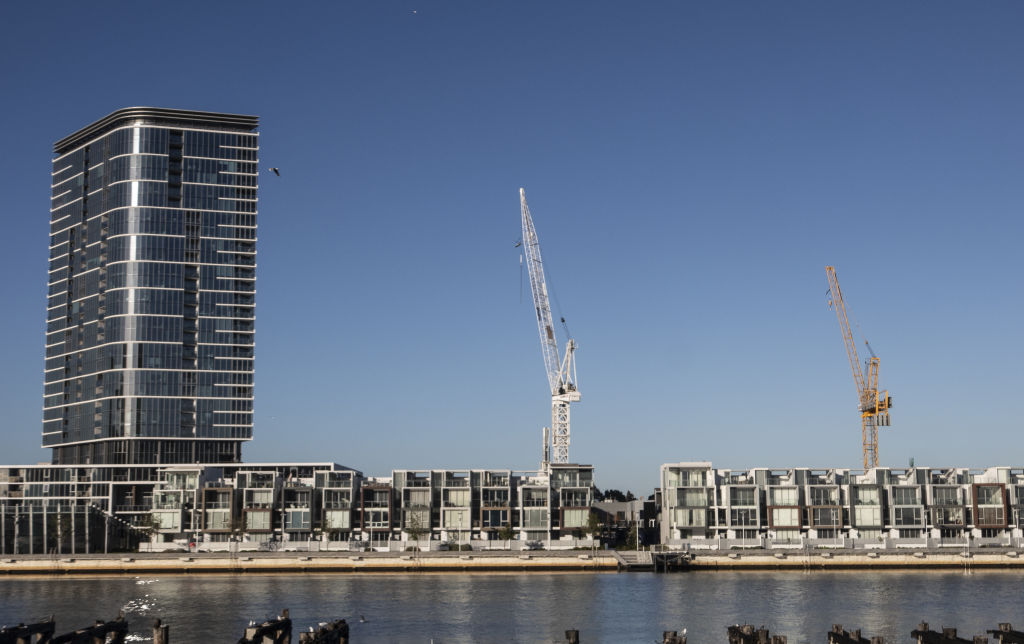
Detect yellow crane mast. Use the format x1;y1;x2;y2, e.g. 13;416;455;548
825;266;893;469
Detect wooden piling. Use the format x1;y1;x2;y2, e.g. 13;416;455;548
241;609;292;644
297;618;350;644
152;618;169;644
829;623;884;644
0;616;55;644
662;630;687;644
48;612;127;644
988;624;1024;644
913;622;987;644
564;629;580;643
728;624;776;644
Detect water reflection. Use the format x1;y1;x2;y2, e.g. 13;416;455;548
0;571;1018;643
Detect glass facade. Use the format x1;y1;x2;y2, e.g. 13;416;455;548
44;108;259;465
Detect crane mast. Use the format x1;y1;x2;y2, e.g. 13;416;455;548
520;188;580;471
825;266;892;469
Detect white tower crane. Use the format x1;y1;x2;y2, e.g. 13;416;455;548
519;188;580;471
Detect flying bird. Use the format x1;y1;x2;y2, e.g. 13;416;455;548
270;168;280;176
513;240;522;248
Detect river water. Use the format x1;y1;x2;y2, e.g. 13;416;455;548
0;571;1019;643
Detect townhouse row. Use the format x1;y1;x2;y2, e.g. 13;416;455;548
0;462;595;554
659;462;1024;547
7;459;1024;555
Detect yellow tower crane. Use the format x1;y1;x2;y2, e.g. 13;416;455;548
825;266;893;469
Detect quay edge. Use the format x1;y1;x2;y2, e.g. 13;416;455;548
0;550;620;575
681;549;1024;570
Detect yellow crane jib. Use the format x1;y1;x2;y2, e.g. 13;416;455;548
825;266;893;469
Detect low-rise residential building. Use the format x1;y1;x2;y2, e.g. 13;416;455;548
0;461;600;553
660;462;1024;549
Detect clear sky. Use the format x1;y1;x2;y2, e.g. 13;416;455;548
1;2;1021;494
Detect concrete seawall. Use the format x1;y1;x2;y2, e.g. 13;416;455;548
0;551;619;575
684;549;1024;570
4;550;1024;575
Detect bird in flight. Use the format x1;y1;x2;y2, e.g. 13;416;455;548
270;168;280;176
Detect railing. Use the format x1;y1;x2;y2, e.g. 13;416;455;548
113;504;152;512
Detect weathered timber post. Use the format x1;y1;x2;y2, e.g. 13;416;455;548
728;624;787;644
565;629;580;643
987;623;1024;644
49;612;127;644
297;618;350;644
912;622;987;644
242;609;292;644
0;616;56;644
829;623;884;644
153;618;169;644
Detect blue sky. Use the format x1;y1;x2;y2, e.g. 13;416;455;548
1;2;1021;493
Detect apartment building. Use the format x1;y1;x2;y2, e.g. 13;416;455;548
659;462;1024;548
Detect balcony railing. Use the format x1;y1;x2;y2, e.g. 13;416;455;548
114;504;152;513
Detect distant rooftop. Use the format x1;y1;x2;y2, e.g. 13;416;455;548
54;106;259;154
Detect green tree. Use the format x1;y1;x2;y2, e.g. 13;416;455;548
406;513;427;544
600;489;637;503
498;522;515;541
586;511;603;540
625;527;638;550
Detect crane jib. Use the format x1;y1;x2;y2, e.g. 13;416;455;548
520;188;581;468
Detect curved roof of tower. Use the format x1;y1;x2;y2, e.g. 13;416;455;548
54;107;259;154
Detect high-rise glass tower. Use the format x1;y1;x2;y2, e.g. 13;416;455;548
45;108;259;465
